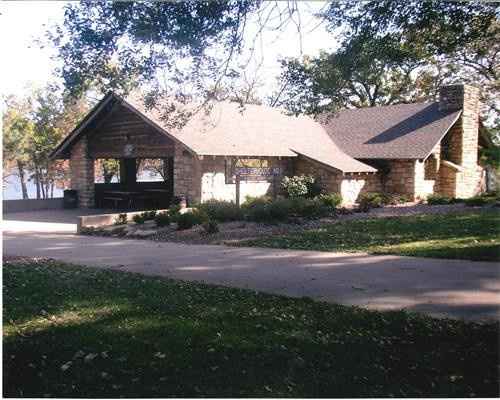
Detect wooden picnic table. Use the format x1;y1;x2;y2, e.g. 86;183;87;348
142;189;171;193
103;190;142;208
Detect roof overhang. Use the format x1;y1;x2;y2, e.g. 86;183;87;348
422;110;462;162
49;92;197;160
291;150;377;174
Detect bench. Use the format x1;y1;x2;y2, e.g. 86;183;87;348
103;196;124;209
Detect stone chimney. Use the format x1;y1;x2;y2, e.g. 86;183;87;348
438;84;481;197
438;84;480;166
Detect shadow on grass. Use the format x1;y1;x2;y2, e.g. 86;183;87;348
3;259;499;398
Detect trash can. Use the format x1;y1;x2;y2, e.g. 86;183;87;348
63;189;78;209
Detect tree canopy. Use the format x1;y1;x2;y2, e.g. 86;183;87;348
2;85;89;199
275;1;498;126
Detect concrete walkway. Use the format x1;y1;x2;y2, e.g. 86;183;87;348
3;210;500;322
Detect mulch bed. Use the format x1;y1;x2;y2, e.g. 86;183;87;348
80;202;494;245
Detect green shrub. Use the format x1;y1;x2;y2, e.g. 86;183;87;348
267;200;292;222
317;193;342;210
244;202;271;222
176;213;197;230
382;193;410;205
358;192;385;212
281;175;322;198
244;198;330;222
290;197;330;218
114;213;128;225
176;209;209;230
427;194;453;205
202;219;220;234
142;210;157;220
198;200;243;222
241;195;272;208
168;204;182;222
154;212;171;227
133;213;147;224
464;195;496;207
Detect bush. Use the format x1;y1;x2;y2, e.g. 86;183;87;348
358;192;385;212
168;204;182;222
382;193;410;205
154;212;171;227
244;202;271;222
142;210;157;220
243;198;331;223
290;197;330;218
317;193;342;210
133;213;147;224
176;209;209;230
114;213;128;225
427;194;453;205
202;219;220;234
267;200;292;222
281;175;322;198
241;195;272;208
464;195;496;207
198;200;243;222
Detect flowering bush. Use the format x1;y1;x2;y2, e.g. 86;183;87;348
281;175;321;198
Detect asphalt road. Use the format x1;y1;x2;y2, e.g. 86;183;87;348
3;210;500;322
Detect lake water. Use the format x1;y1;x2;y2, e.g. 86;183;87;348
3;178;65;200
3;171;162;200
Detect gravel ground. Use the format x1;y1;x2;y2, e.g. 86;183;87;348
81;202;496;245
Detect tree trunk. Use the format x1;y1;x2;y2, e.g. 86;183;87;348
16;161;29;199
35;169;41;199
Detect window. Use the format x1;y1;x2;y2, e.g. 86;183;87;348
94;159;120;183
136;158;168;182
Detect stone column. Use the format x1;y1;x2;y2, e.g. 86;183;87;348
70;136;95;208
173;144;201;205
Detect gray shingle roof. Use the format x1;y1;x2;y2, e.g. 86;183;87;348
319;102;461;159
125;97;376;173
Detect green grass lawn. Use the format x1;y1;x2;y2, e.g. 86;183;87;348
4;259;499;397
239;210;500;261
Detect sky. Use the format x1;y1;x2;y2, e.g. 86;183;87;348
0;1;338;99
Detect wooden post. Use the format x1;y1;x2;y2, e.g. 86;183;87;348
235;174;241;207
120;158;137;187
272;174;278;200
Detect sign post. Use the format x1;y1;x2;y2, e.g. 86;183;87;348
235;174;241;207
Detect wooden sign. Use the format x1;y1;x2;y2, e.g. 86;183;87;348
234;166;281;181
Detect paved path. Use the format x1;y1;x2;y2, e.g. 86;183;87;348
3;210;500;322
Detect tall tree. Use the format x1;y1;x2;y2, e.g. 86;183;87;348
3;86;90;199
274;34;446;114
321;1;499;120
324;0;498;57
3;96;34;199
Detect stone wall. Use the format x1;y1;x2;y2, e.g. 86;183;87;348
198;156;291;204
70;136;95;208
384;160;416;198
173;143;201;204
339;175;382;204
293;156;381;204
293;157;343;192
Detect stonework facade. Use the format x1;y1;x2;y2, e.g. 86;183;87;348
69;137;95;208
64;84;486;208
173;143;201;203
294;156;381;204
173;151;292;205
